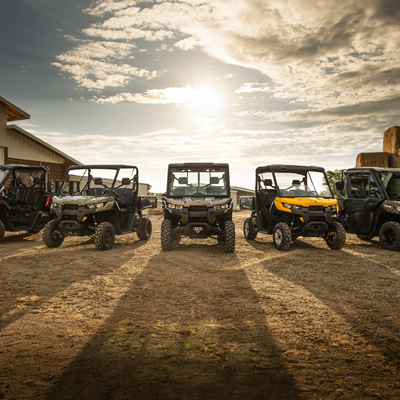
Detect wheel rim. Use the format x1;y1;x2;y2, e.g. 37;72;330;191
327;229;337;244
145;221;151;237
104;229;113;245
274;229;282;246
244;221;249;237
382;228;395;246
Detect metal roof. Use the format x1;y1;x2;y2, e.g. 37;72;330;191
0;96;30;122
256;164;326;174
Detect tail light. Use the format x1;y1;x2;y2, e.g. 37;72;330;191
45;197;53;208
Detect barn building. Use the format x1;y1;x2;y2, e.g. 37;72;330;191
1;96;150;195
0;96;80;180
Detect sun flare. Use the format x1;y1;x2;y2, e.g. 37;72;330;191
187;88;224;118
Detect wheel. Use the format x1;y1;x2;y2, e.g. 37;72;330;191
94;222;115;250
272;222;292;251
0;220;5;241
161;219;173;251
137;217;152;240
325;221;346;250
243;218;257;240
379;221;400;251
224;220;235;253
42;220;64;248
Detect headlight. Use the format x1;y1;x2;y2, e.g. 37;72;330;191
87;202;105;209
52;202;60;207
168;204;183;210
283;203;302;211
328;205;337;213
221;203;229;209
214;203;229;210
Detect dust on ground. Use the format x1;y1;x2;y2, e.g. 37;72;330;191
0;211;399;399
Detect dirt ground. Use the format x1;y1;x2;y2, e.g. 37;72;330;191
0;210;399;400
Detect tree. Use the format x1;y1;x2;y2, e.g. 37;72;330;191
147;184;152;195
324;169;343;197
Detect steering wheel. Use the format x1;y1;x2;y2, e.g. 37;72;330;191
308;191;318;196
2;189;16;199
191;192;204;196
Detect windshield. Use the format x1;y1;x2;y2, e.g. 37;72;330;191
59;167;137;195
272;171;333;198
380;172;400;200
0;169;11;188
168;166;229;197
1;168;45;190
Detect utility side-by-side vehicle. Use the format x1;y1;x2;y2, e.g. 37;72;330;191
336;166;400;251
0;165;53;241
43;165;152;250
161;163;235;253
243;165;346;251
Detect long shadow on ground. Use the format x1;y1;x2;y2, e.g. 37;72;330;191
47;245;300;400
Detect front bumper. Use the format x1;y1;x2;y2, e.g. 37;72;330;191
172;222;224;238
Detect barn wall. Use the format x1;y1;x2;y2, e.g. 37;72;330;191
6;157;68;180
5;126;64;164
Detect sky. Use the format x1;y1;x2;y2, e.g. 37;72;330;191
1;0;399;193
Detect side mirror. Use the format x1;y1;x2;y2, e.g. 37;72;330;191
94;177;103;185
264;179;273;187
335;180;344;191
178;177;188;185
210;177;219;184
121;178;130;186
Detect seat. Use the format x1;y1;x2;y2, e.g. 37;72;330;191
115;188;133;214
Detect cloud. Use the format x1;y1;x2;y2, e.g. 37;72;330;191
51;37;160;90
174;37;201;51
235;83;270;93
93;86;193;104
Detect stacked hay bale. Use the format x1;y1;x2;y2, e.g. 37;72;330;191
356;126;400;167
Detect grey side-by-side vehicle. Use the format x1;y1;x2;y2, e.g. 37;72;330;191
43;165;152;250
161;163;235;252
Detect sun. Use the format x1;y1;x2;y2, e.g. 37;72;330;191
187;87;224;118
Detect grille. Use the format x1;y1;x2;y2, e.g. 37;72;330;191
64;204;79;210
189;206;208;212
308;206;324;212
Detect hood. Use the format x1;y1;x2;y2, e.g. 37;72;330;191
167;196;232;207
276;197;338;207
52;195;114;206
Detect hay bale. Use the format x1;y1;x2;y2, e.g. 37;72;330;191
356;152;390;167
389;153;400;168
383;126;400;154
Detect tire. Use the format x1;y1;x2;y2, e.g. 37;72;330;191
137;217;152;240
94;222;115;251
42;220;64;248
379;221;400;251
273;222;292;251
224;220;235;253
325;220;346;250
243;218;257;240
161;219;173;251
0;220;5;241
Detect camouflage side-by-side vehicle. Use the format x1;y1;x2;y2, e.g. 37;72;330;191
0;165;53;241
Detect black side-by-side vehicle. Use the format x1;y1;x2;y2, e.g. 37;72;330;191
336;166;400;251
